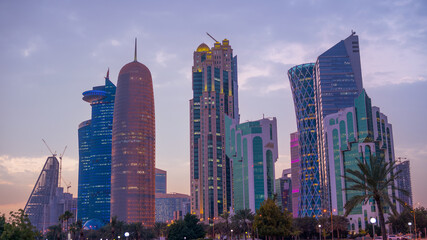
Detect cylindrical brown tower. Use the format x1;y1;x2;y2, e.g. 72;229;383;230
111;42;155;226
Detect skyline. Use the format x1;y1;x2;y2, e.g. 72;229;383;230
1;0;426;216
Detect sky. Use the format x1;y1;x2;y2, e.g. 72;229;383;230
0;0;426;216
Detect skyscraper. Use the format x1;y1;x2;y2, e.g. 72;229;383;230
78;70;116;224
290;132;300;217
225;116;278;213
190;39;238;220
396;160;413;209
287;63;319;217
275;169;292;212
324;90;397;233
314;32;364;213
155;168;167;194
111;40;155;225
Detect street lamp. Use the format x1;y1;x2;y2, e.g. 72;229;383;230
408;222;412;236
370;217;377;238
318;224;322;240
124;232;129;240
231;229;233;240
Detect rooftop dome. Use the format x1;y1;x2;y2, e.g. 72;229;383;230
83;218;103;230
196;43;210;52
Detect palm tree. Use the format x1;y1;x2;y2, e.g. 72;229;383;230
219;211;231;239
232;209;254;240
342;154;407;240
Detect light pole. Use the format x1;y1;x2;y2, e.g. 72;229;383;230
408;222;412;236
318;225;322;240
124;232;129;240
370;217;377;238
231;229;233;240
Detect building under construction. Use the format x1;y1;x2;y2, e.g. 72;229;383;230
24;155;77;233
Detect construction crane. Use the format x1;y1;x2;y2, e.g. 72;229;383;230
59;146;67;188
42;139;69;189
206;32;218;42
42;139;57;157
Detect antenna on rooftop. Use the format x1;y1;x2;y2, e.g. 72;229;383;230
206;32;218;42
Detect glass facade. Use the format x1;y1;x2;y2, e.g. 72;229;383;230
190;40;238;220
287;63;320;217
225;116;278;213
111;56;155;225
324;90;397;232
155;193;190;223
314;33;364;214
78;74;116;224
155;168;167;194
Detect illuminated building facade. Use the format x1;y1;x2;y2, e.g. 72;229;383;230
225;116;278;213
290;132;300;217
190;39;238;220
155;193;190;223
314;33;364;214
78;70;116;224
111;41;155;225
288;63;320;217
275;169;292;212
325;90;397;233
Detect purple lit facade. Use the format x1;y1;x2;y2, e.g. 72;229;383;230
290;132;300;218
111;43;155;225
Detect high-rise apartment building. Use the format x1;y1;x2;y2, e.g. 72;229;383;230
156;168;167;194
111;41;155;225
78;70;116;224
314;33;364;213
190;39;238;220
324;90;397;233
225;116;278;213
396;160;413;208
288;63;320;217
275;169;292;212
290;132;300;217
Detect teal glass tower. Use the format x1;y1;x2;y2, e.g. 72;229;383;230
78;70;116;224
190;39;238;220
287;63;319;217
324;90;397;233
225;116;278;212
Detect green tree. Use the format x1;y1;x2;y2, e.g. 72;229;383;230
217;211;232;239
253;198;292;240
0;209;37;240
153;222;168;238
0;214;5;237
292;217;317;239
59;210;73;238
388;206;427;236
168;213;205;240
45;224;63;240
342;155;407;240
231;209;254;240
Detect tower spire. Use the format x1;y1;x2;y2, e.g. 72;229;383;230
106;68;110;79
134;38;137;62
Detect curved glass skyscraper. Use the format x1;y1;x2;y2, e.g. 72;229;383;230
287;63;321;217
111;41;155;225
78;71;116;224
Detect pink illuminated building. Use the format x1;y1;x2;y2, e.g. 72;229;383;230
290;132;300;218
111;40;155;226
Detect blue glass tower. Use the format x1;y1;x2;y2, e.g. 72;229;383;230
287;63;320;217
78;70;116;224
314;33;364;213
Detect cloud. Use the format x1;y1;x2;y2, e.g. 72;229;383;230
21;37;43;58
155;50;176;66
239;64;272;90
